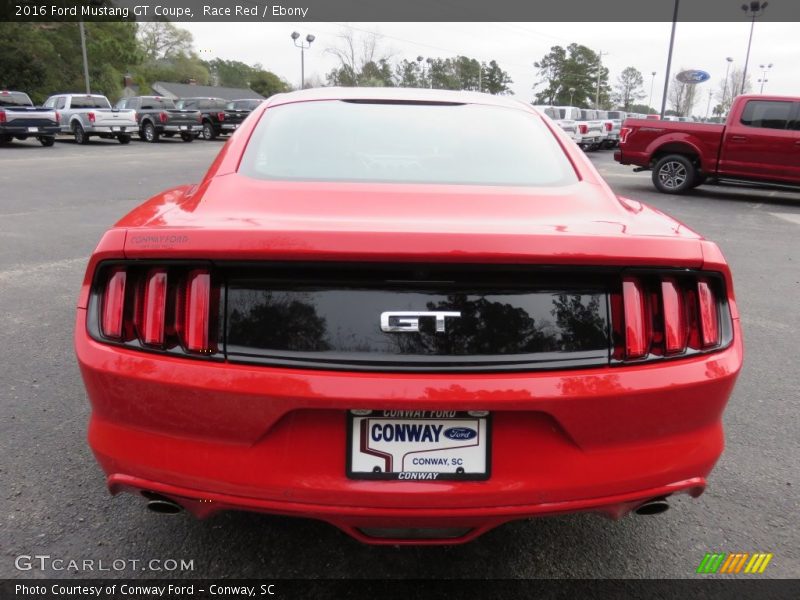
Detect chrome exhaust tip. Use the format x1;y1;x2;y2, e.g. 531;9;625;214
634;497;670;516
141;491;183;514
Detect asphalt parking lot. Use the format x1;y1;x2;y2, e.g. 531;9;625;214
1;137;798;580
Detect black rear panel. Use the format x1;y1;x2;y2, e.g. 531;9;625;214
223;264;611;372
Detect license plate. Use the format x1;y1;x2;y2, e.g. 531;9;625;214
27;127;39;132
180;126;189;130
347;411;490;480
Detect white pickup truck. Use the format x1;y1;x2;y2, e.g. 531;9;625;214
531;105;580;143
43;94;137;144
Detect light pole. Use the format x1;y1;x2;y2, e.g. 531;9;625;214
290;31;315;89
594;50;607;108
758;62;773;93
721;57;733;112
741;1;768;95
569;87;576;106
705;89;713;119
661;0;680;119
648;71;656;112
79;21;91;94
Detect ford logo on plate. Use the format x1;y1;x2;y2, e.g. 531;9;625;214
444;427;478;440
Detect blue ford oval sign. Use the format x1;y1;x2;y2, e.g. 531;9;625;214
676;70;711;84
444;427;478;441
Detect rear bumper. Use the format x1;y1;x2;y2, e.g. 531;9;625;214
160;124;198;133
85;125;134;134
76;311;742;543
2;124;59;136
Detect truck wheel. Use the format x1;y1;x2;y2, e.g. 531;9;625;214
143;122;159;143
180;132;194;142
73;123;89;145
202;121;217;140
652;154;697;194
118;134;131;144
38;136;55;147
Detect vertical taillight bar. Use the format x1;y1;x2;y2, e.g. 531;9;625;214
661;278;686;353
101;268;126;339
697;280;720;348
141;269;168;346
184;270;214;353
622;278;649;359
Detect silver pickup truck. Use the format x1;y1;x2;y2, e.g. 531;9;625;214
0;90;60;146
43;94;137;144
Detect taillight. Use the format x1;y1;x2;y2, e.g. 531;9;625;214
217;112;225;121
697;280;719;347
605;122;613;131
622;278;649;359
92;264;219;358
0;111;6;124
55;112;60;123
100;268;126;339
139;269;168;347
87;112;95;124
619;127;631;144
614;273;728;362
661;278;686;353
159;111;168;123
578;123;588;134
183;270;215;353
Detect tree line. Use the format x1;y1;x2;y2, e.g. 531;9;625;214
531;42;752;117
0;22;291;103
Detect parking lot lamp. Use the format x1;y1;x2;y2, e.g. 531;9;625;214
568;87;576;105
741;1;768;94
648;71;656;112
758;63;773;93
291;32;315;89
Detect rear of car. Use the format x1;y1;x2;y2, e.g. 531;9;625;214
76;89;742;544
177;97;245;140
575;108;605;150
532;105;579;143
603;110;626;147
117;96;202;142
0;90;60;146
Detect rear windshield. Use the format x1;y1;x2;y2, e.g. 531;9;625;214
238;100;578;187
607;111;624;119
227;99;261;110
70;96;111;109
140;97;175;109
0;92;33;107
579;110;595;120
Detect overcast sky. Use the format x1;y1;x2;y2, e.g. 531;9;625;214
181;21;798;111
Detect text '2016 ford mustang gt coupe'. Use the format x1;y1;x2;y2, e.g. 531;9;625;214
75;88;742;545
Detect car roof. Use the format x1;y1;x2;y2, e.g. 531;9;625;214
264;87;535;112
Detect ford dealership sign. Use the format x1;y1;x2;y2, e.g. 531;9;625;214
676;69;711;84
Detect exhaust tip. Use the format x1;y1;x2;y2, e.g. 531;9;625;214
141;491;183;515
634;497;670;516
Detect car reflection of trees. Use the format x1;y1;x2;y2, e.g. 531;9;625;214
227;290;331;351
550;293;608;351
388;292;607;355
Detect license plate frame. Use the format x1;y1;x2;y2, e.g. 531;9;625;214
346;411;491;481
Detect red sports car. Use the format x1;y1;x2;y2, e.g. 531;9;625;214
75;88;742;544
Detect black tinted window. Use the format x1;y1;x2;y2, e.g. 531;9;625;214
0;92;33;107
740;100;792;130
70;96;111;109
140;97;175;110
239;100;578;187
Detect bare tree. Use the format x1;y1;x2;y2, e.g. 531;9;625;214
325;28;392;86
613;66;645;110
715;66;752;114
